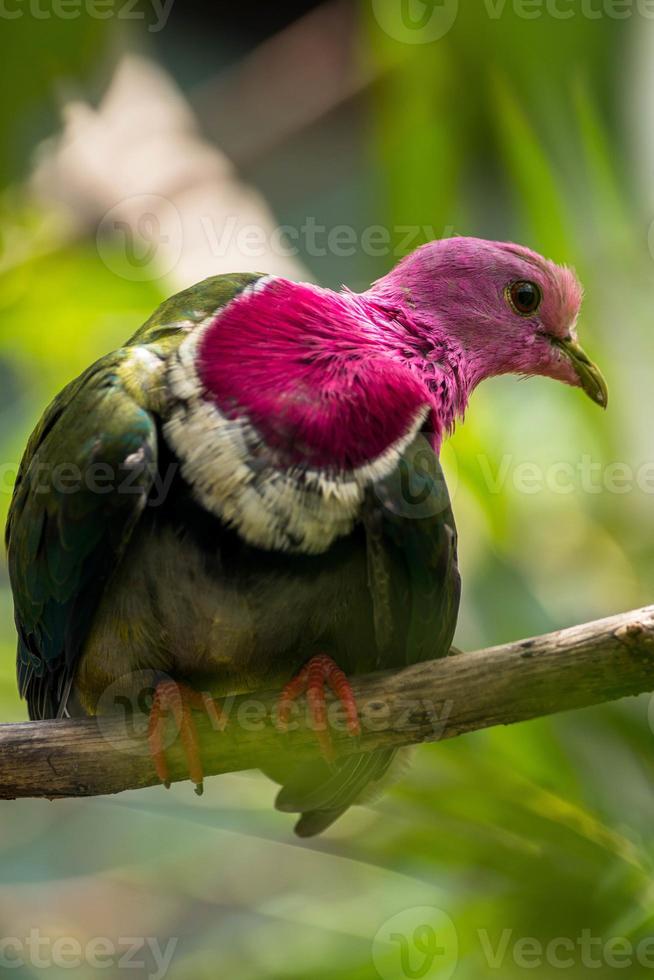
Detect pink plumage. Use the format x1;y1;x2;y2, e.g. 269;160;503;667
195;237;590;467
197;278;435;469
164;236;604;554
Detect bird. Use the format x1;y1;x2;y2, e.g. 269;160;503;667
5;237;607;836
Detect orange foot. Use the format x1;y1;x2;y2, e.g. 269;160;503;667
147;679;225;796
276;654;361;763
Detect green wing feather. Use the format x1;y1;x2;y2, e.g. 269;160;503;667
6;272;261;719
127;272;261;347
6;351;159;718
366;435;460;666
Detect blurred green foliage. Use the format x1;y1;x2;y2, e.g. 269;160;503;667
1;3;654;979
0;14;109;181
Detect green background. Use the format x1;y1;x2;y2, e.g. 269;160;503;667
1;2;653;977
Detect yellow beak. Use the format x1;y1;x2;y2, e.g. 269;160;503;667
552;337;608;408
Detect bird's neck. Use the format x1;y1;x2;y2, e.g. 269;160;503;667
354;288;475;446
190;276;475;463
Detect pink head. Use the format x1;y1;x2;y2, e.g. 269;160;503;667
367;237;607;407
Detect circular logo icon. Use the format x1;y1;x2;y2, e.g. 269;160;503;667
95;670;172;756
96;194;182;282
373;435;459;519
647;691;654;736
372;906;458;980
372;0;459;44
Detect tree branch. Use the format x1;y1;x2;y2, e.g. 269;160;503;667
2;605;654;800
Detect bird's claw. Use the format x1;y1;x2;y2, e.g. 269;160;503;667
147;679;225;794
276;654;361;763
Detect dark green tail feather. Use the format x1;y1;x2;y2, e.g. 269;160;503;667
275;749;396;836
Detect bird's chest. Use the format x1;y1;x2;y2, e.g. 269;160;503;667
80;504;379;705
170;528;374;681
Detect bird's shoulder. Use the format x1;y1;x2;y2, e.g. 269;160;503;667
126;272;264;349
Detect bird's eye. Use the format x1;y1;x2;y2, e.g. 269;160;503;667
506;280;542;316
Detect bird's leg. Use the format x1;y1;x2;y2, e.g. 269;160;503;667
277;654;361;763
147;679;225;796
